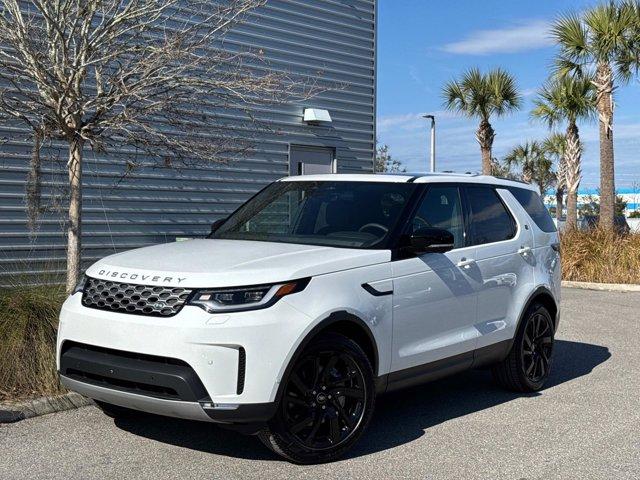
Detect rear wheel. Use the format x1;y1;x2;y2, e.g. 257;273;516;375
258;333;375;464
492;303;554;392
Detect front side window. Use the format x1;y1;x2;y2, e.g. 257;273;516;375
410;186;465;248
213;181;417;249
466;186;516;245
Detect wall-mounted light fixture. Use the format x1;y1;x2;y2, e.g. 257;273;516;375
303;108;332;125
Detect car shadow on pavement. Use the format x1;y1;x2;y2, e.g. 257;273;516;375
113;339;610;461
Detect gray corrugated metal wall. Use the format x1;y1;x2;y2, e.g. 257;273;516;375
0;0;376;282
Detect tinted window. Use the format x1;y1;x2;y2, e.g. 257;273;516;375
507;187;556;233
410;186;465;248
214;181;417;249
466;186;516;245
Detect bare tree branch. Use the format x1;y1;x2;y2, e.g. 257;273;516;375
0;0;324;292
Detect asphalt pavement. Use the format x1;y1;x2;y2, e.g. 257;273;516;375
1;288;638;479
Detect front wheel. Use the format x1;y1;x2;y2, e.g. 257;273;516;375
492;303;554;392
259;333;375;464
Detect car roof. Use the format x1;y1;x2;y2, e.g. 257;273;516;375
279;172;538;192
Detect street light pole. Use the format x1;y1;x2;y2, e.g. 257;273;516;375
423;114;436;172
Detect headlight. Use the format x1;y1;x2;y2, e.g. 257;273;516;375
188;278;310;313
72;273;87;295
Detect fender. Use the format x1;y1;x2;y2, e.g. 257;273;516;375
472;285;559;369
272;311;381;404
510;285;559;348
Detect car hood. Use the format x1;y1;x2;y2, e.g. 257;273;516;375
86;239;391;288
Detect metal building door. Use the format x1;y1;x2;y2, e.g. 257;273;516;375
289;145;336;176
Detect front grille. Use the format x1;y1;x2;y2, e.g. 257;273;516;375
82;277;193;317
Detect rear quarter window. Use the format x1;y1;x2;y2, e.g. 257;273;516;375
506;187;557;233
466;186;517;245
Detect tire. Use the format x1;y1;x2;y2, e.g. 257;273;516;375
258;332;376;464
492;303;554;392
94;400;136;419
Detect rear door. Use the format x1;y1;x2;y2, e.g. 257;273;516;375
464;185;535;352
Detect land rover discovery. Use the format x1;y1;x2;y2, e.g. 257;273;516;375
57;173;560;463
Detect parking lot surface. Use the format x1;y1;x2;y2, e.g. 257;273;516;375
1;288;638;479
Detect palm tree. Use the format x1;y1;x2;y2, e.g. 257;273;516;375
532;76;595;229
504;141;556;195
543;133;568;220
552;2;640;230
490;157;518;180
442;68;521;174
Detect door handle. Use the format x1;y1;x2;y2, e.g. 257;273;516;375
457;258;476;269
517;246;532;256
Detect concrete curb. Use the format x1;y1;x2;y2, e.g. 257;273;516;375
562;280;640;292
0;392;93;424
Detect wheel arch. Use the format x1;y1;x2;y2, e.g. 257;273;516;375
273;311;380;404
517;286;559;333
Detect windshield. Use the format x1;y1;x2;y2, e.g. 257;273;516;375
213;181;417;248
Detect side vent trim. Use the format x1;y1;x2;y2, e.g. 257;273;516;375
361;283;393;297
237;347;246;395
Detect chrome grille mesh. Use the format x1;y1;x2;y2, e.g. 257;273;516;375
82;277;193;317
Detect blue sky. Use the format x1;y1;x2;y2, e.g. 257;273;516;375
377;0;640;193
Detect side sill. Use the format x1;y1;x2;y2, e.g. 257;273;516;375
383;351;474;394
377;340;513;395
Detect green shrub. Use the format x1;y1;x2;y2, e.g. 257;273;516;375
0;284;66;401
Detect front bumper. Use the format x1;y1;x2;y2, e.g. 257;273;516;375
57;292;312;423
59;376;276;424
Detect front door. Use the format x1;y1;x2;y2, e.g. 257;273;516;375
390;185;480;376
289;145;335;176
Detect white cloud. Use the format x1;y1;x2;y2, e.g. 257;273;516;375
377;113;423;133
377;111;460;135
442;20;553;55
376;111;640;189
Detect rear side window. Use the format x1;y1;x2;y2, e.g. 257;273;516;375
507;187;556;233
466;186;516;245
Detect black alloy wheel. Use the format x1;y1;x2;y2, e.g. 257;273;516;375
282;349;366;450
259;333;375;464
492;303;555;392
521;311;553;383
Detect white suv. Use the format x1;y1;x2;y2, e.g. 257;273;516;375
57;173;560;463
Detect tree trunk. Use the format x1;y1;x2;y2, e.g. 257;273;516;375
476;119;495;175
595;62;615;231
556;187;564;220
566;188;578;231
564;122;582;231
555;155;567;220
66;136;83;294
26;129;43;235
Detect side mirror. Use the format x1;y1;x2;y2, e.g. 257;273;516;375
210;218;227;235
406;227;455;255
